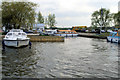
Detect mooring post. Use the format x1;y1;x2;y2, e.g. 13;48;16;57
2;40;5;51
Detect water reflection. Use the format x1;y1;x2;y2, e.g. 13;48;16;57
2;37;119;78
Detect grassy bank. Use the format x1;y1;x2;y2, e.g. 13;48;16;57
78;32;109;39
95;33;109;38
0;35;64;42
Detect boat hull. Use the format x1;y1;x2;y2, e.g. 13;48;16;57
54;34;78;37
3;39;30;47
107;36;120;43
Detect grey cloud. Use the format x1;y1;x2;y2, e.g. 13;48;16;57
34;0;118;27
55;11;90;18
87;0;118;10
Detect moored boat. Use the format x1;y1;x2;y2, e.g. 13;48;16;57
107;30;120;43
54;30;78;37
3;29;30;47
43;29;57;36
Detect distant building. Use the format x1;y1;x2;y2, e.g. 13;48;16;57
118;1;120;12
72;26;87;32
33;24;45;31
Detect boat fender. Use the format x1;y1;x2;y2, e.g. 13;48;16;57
118;40;120;44
17;38;19;47
2;40;5;51
111;39;113;43
29;41;32;49
107;38;109;42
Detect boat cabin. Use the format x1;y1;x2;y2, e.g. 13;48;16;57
44;29;57;35
5;29;27;39
54;30;78;37
107;30;120;43
57;30;77;34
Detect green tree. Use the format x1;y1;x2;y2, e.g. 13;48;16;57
47;14;56;28
91;8;112;28
38;11;44;23
0;7;1;27
113;12;120;26
44;17;48;28
2;2;37;30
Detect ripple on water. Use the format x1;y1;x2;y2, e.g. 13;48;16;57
1;37;119;78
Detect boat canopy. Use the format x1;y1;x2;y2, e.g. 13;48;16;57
109;30;120;36
110;31;117;34
58;30;77;32
5;29;27;38
109;31;117;36
10;29;23;32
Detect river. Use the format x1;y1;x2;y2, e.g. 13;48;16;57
1;37;119;78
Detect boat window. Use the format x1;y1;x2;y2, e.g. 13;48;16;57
13;33;15;35
22;33;26;35
59;32;62;33
7;33;12;36
62;32;65;33
64;32;67;33
48;31;52;33
112;33;117;36
13;30;20;32
18;33;21;35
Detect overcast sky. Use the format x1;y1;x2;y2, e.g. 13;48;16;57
29;0;119;27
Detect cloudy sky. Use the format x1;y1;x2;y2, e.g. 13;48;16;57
24;0;120;27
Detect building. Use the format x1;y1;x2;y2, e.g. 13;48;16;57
118;1;120;12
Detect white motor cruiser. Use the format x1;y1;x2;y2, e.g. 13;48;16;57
3;29;30;47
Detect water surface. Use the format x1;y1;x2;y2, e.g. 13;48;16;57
2;37;118;78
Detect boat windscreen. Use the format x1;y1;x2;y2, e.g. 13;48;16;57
112;33;117;36
22;33;26;35
7;33;12;36
18;33;21;35
109;32;117;36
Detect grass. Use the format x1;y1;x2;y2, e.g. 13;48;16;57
95;32;109;38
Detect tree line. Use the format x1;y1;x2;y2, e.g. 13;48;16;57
2;2;120;31
91;8;120;28
2;2;56;30
37;11;56;28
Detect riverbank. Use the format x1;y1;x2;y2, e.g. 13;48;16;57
28;35;64;42
0;35;64;42
78;32;109;39
0;32;108;42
